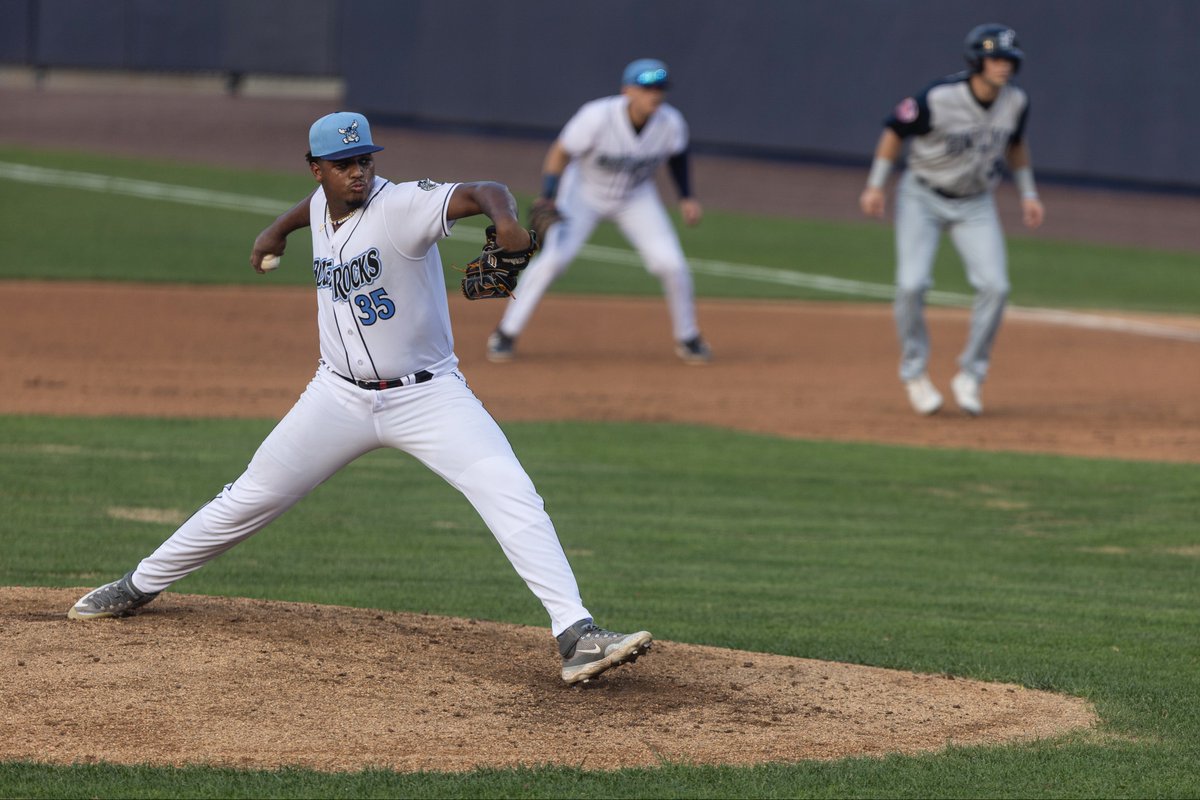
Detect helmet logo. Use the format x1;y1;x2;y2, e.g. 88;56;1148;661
984;30;1016;52
339;120;361;145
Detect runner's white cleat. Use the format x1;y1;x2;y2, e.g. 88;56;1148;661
951;371;983;416
905;374;944;415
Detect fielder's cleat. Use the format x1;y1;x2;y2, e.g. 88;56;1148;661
905;374;944;416
951;371;983;416
675;335;712;365
486;329;516;363
558;618;653;685
67;571;159;620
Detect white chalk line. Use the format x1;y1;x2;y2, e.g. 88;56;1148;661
3;161;1197;343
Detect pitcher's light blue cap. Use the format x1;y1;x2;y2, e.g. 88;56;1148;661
308;112;385;160
622;58;670;89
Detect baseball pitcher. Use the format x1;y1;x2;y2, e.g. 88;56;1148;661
67;112;652;686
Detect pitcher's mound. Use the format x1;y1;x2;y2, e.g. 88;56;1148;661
3;587;1095;772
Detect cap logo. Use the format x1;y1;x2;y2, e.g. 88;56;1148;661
636;68;668;86
339;120;361;145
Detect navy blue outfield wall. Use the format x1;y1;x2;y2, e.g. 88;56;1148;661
0;0;340;76
341;0;1198;190
2;0;1196;189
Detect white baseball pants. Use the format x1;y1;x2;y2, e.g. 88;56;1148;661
497;179;700;343
132;366;590;636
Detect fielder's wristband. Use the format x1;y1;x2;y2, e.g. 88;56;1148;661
1014;166;1039;200
541;173;561;200
866;157;893;190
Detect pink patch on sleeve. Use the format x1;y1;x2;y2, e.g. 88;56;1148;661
894;97;918;124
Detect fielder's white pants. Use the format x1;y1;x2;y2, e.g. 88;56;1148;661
498;178;700;343
132;366;590;636
893;171;1010;383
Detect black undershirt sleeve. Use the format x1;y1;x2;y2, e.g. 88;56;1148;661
668;150;692;199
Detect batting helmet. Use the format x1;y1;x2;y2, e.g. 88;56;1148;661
964;23;1024;73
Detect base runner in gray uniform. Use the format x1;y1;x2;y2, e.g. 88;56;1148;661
860;23;1045;416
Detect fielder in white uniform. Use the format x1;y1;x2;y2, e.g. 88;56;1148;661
487;58;711;365
860;24;1045;416
67;112;652;686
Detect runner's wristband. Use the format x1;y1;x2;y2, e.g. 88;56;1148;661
866;157;893;190
541;173;561;200
1014;166;1038;200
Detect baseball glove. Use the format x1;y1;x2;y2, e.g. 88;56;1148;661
460;225;539;300
528;198;564;244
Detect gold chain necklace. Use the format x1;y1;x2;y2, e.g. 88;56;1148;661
321;208;358;232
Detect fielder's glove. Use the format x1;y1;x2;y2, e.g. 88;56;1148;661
460;225;539;300
528;198;564;245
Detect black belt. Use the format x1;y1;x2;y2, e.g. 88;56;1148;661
916;176;983;200
336;370;433;390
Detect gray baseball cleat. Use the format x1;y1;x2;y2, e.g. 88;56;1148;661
675;335;712;365
486;329;516;363
557;618;652;685
67;571;160;620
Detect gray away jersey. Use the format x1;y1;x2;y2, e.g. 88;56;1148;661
886;71;1029;197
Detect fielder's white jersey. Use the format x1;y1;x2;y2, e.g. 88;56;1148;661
309;176;460;381
559;95;688;205
886;72;1029;197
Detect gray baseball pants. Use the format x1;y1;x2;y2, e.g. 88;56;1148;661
893;171;1010;383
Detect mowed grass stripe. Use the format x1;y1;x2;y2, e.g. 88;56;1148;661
2;154;1199;339
1;415;1198;796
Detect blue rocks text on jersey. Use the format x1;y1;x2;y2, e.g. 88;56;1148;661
595;153;660;184
313;247;383;302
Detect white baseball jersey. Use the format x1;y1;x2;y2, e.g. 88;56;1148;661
132;171;594;639
309;176;460;382
559;95;688;205
886;72;1029;197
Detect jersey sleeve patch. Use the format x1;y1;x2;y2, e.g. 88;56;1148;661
884;89;932;137
894;97;919;124
417;178;443;191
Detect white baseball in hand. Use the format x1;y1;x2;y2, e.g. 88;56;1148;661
260;254;281;272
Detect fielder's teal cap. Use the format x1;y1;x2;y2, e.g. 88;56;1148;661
308;112;385;161
622;58;670;89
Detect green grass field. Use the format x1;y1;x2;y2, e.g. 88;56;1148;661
1;150;1198;798
2;147;1198;313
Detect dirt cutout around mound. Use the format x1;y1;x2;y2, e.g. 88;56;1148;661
3;588;1096;772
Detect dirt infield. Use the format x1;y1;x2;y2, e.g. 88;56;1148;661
2;84;1197;771
3;281;1198;463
